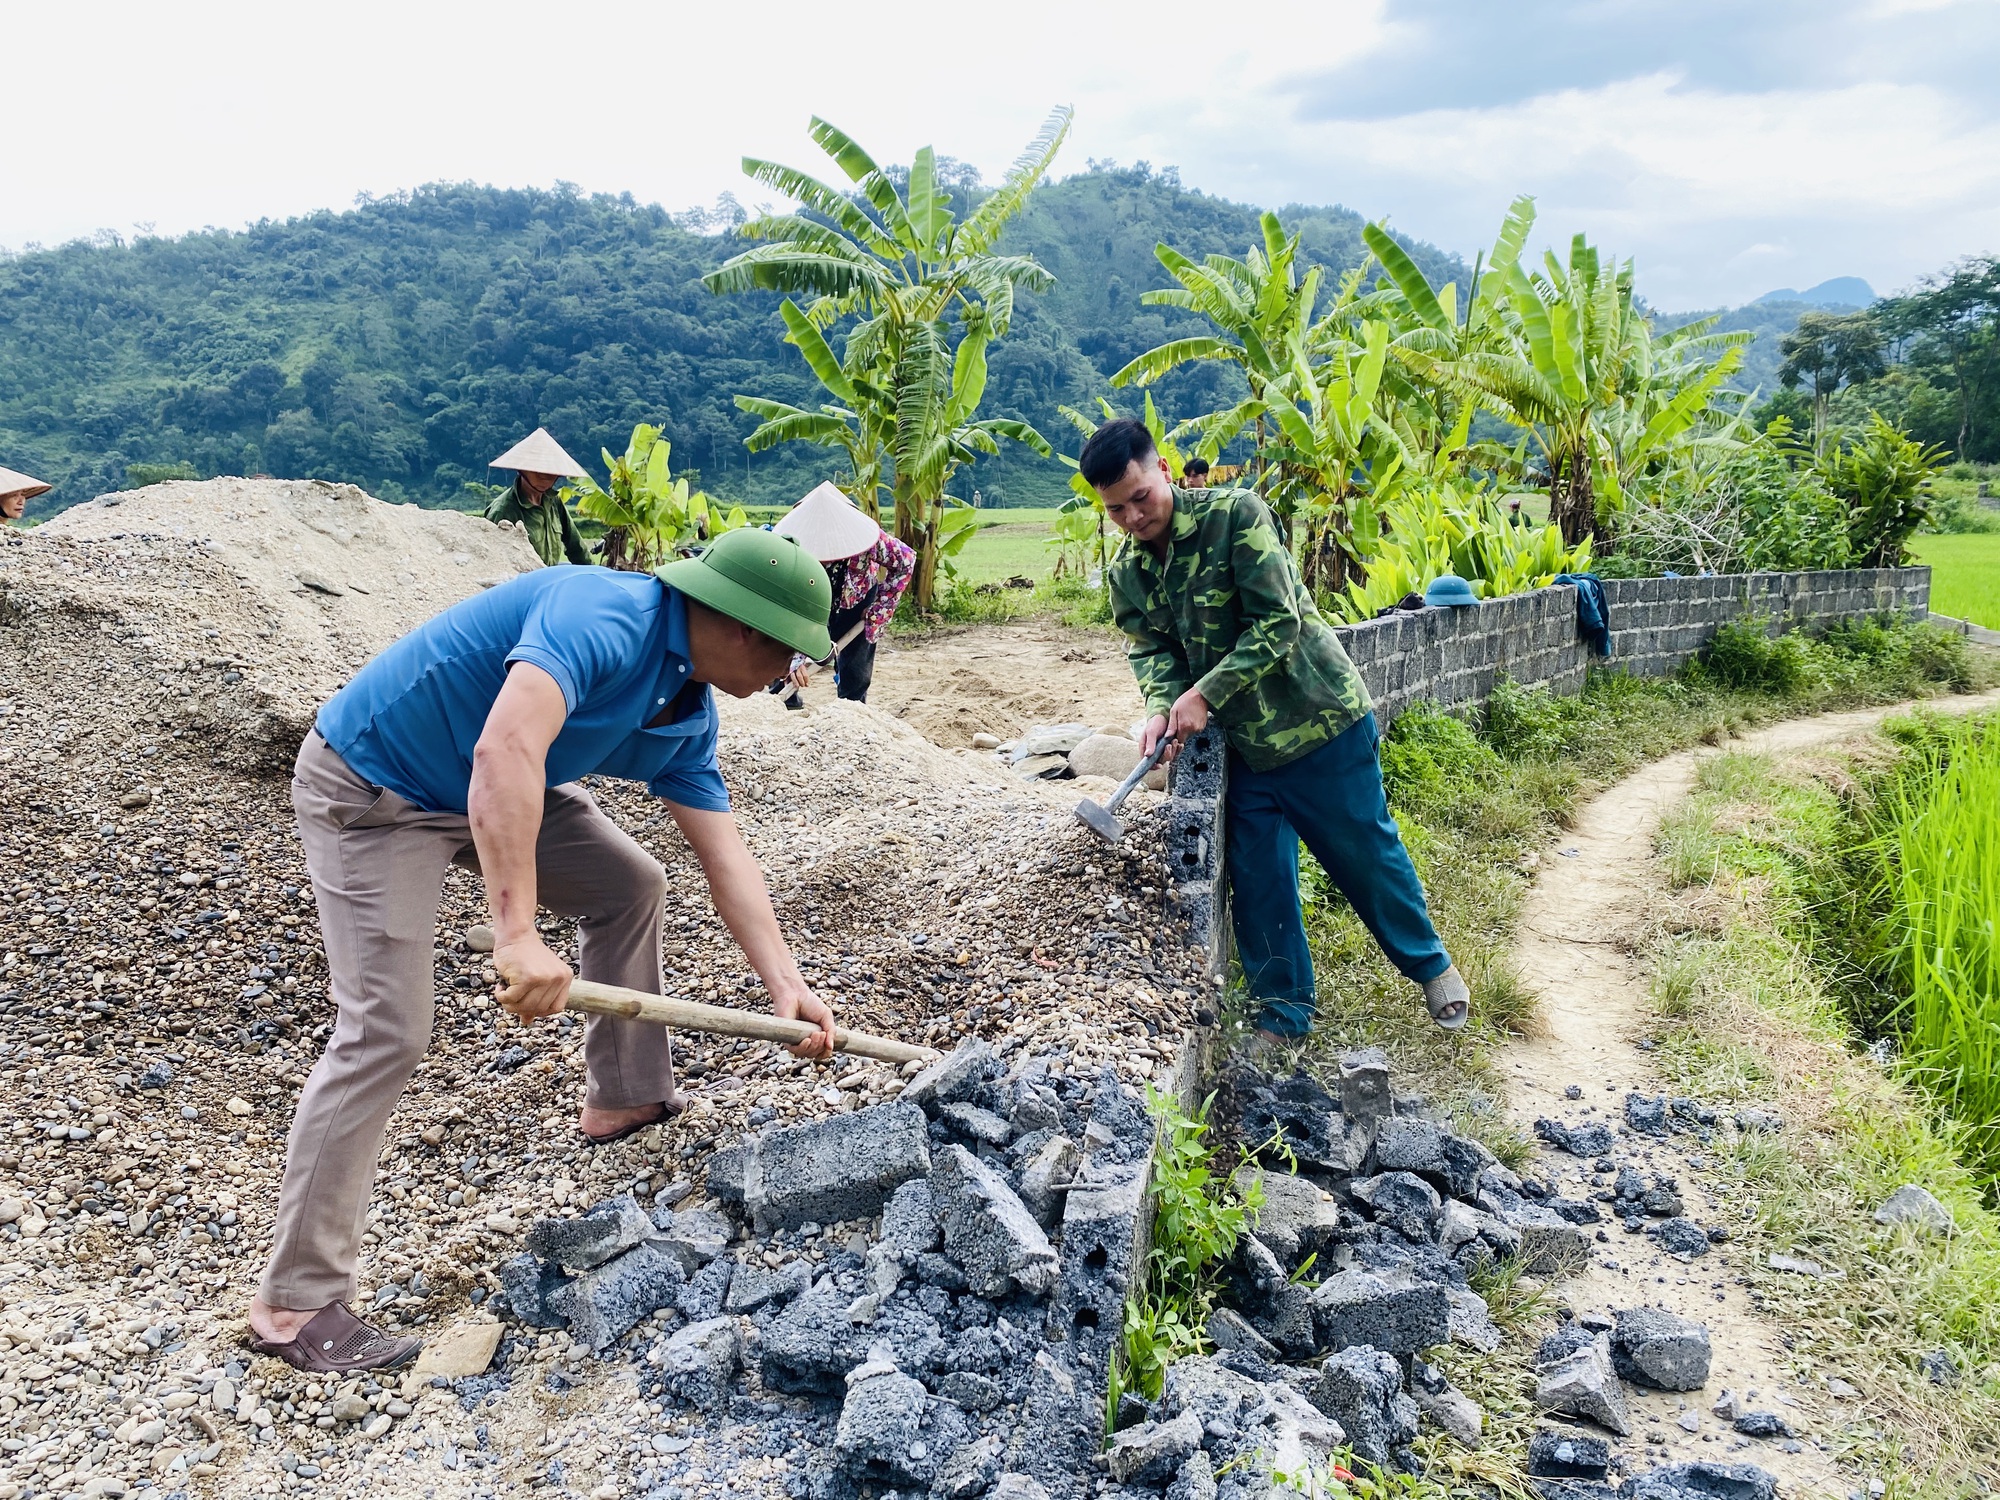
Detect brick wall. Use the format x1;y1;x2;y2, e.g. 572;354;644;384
1334;565;1931;722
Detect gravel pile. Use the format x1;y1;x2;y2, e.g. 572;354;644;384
0;483;1207;1500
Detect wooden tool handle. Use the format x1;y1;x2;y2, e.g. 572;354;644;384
562;978;939;1066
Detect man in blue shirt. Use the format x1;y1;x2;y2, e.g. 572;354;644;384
247;529;840;1373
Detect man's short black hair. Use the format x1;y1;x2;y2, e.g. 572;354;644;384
1078;418;1157;488
1182;457;1210;479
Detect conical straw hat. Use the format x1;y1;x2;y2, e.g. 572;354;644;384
0;466;52;501
489;428;588;478
772;481;881;561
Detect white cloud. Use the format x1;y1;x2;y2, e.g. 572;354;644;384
3;0;1996;308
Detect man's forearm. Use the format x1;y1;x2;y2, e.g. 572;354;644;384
468;744;548;944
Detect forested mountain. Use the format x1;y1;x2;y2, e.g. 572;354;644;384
0;170;1466;515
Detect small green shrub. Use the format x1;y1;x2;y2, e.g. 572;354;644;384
1116;1087;1263;1403
1378;704;1499;819
1701;618;1814;693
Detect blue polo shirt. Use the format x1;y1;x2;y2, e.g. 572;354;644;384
315;568;730;815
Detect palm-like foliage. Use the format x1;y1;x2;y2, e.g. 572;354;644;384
566;425;746;572
707;112;1070;607
1110;212;1323;499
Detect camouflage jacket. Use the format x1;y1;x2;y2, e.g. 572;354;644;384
1107;486;1371;772
486;478;591;567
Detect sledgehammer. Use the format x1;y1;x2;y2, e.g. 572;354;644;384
1073;736;1173;843
559;977;939;1066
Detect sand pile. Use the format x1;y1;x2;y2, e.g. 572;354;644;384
6;478;540;773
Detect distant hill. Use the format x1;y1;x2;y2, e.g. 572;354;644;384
1656;282;1874;399
1750;276;1875;309
0;170;1466;515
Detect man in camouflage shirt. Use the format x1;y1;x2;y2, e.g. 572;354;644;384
1082;419;1471;1040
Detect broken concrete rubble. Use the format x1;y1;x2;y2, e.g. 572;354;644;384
1104;1411;1203;1485
547;1238;686;1351
931;1143;1060;1299
1311;1345;1420;1469
1310;1269;1450;1356
1611;1307;1712;1392
1534;1333;1634;1436
524;1192;653;1271
1618;1460;1778;1500
651;1316;740;1413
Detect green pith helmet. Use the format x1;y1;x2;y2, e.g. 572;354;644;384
656;529;834;660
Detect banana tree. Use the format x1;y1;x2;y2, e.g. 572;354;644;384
565;426;747;571
706;111;1070;607
733;300;893;518
1111;212;1322;509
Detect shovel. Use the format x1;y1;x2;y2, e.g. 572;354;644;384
1074;736;1173;843
557;978;939;1066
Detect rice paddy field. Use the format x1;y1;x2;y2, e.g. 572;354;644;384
1910;531;2000;628
1868;713;2000;1185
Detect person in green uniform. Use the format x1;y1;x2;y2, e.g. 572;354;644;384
487;427;592;566
1080;417;1471;1045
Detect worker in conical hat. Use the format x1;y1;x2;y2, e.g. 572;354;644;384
770;482;914;707
0;466;52;526
486;428;592;567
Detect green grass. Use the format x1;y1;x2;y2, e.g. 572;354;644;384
1869;716;2000;1184
949;508;1073;586
1909;533;2000;628
1647;747;2000;1489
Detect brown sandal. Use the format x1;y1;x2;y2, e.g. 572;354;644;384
581;1094;685;1147
249;1300;422;1373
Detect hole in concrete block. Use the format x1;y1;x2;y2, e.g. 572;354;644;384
1073;1307;1099;1330
1084;1245;1109;1270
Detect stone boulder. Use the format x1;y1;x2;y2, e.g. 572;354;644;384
747;1100;933;1233
1310;1345;1419;1469
1612;1308;1712;1392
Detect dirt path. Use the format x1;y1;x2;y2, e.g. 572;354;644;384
1500;688;2000;1494
802;619;1146;750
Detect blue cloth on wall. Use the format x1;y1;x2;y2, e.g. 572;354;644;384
1555;572;1612;657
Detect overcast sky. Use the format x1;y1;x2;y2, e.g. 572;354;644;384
7;0;1998;310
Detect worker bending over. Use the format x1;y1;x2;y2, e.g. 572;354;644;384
247;529;839;1373
1081;418;1471;1045
771;482;915;707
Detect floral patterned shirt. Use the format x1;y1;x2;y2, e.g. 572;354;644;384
828;530;916;645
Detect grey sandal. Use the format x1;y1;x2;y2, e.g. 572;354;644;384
1422;966;1472;1031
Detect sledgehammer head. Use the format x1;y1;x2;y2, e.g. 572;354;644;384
1074;796;1126;843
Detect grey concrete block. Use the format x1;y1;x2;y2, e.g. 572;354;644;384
880;1177;943;1258
1310;1269;1450;1355
1612;1307;1712;1392
548;1239;686;1351
834;1365;931;1485
747;1099;932;1233
498;1251;570;1328
653;1316;740;1413
649;1207;731;1274
901;1039;1003;1117
1534;1333;1632;1436
930;1143;1059;1299
1105;1411;1202;1485
526;1193;653;1271
1236;1165;1343;1267
1311;1345;1420;1468
1617;1460;1778;1500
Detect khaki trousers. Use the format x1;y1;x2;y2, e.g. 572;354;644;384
260;733;678;1310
